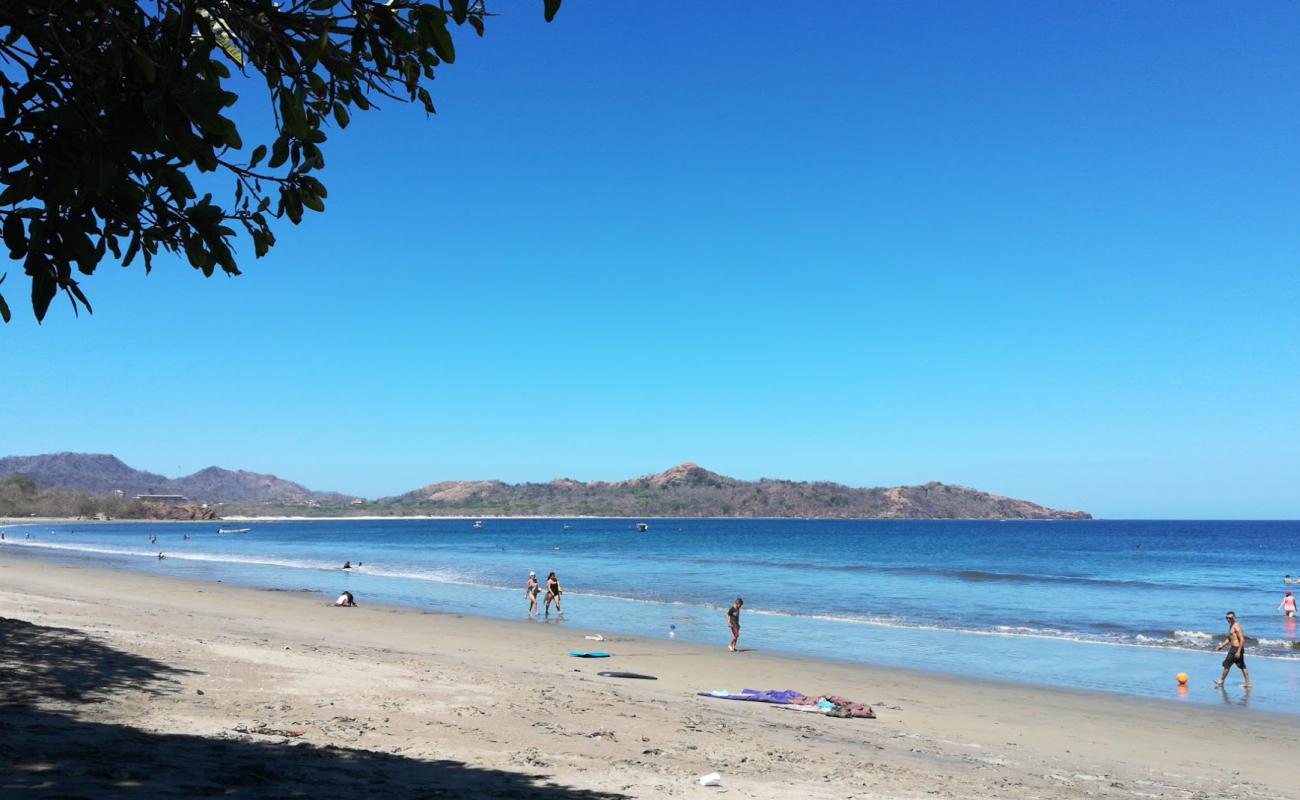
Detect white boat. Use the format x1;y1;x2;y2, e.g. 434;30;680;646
473;520;483;529
218;527;251;534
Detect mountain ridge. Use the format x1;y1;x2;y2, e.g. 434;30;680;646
382;462;1092;520
0;454;1091;519
0;452;355;505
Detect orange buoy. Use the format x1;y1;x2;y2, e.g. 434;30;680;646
1176;672;1189;684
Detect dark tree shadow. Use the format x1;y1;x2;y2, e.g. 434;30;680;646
0;618;630;799
0;617;199;706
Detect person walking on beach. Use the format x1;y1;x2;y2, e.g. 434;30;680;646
545;572;563;617
1280;591;1297;618
525;571;540;616
727;597;744;652
1214;610;1251;688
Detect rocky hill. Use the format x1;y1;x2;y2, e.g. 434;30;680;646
381;463;1091;520
0;453;356;505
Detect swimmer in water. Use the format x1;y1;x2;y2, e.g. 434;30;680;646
1280;591;1297;618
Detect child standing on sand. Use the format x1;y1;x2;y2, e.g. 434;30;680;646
727;598;744;652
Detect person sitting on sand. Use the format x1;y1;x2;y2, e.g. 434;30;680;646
1214;610;1251;688
525;571;540;616
545;572;563;617
334;591;357;607
727;597;744;652
1280;591;1297;618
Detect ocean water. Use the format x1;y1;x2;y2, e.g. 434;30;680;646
4;518;1299;713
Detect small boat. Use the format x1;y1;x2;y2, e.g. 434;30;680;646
473;520;483;529
218;527;251;534
636;522;649;532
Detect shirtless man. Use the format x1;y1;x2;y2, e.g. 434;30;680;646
1214;610;1251;688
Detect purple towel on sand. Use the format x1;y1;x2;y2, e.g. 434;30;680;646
698;689;805;704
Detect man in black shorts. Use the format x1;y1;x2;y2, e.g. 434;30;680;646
727;597;743;652
1214;610;1251;688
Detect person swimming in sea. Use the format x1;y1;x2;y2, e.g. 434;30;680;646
525;571;540;616
342;561;352;570
1280;591;1297;618
157;552;165;560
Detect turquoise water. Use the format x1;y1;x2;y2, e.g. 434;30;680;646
4;518;1299;713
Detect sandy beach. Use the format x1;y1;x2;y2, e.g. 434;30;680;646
1;553;1294;800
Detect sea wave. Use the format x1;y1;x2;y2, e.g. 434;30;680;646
7;539;1299;660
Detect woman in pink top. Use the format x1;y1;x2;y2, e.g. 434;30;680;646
1280;591;1296;618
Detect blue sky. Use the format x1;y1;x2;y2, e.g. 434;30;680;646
4;2;1299;517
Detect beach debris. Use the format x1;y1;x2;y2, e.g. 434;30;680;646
250;726;305;738
195;688;205;695
598;671;658;680
584;634;605;641
698;772;723;787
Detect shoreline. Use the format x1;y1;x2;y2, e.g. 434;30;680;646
2;553;1295;798
4;514;1102;524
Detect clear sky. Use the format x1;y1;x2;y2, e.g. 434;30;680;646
4;2;1298;518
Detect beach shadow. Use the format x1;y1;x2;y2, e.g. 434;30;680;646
0;618;630;799
0;616;198;706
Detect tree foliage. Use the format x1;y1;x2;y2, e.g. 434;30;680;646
0;0;560;323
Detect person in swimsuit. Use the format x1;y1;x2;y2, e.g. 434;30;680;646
1279;591;1297;618
1214;610;1251;688
727;597;744;652
525;571;540;616
545;572;562;617
334;590;357;607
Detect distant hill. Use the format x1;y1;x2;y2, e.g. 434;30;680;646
380;463;1091;520
0;455;1090;519
0;453;356;505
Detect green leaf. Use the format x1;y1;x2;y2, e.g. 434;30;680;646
68;281;93;314
3;214;25;257
545;0;562;23
0;289;9;324
429;16;456;64
30;269;56;323
122;235;141;267
268;137;289;169
249;144;267;169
